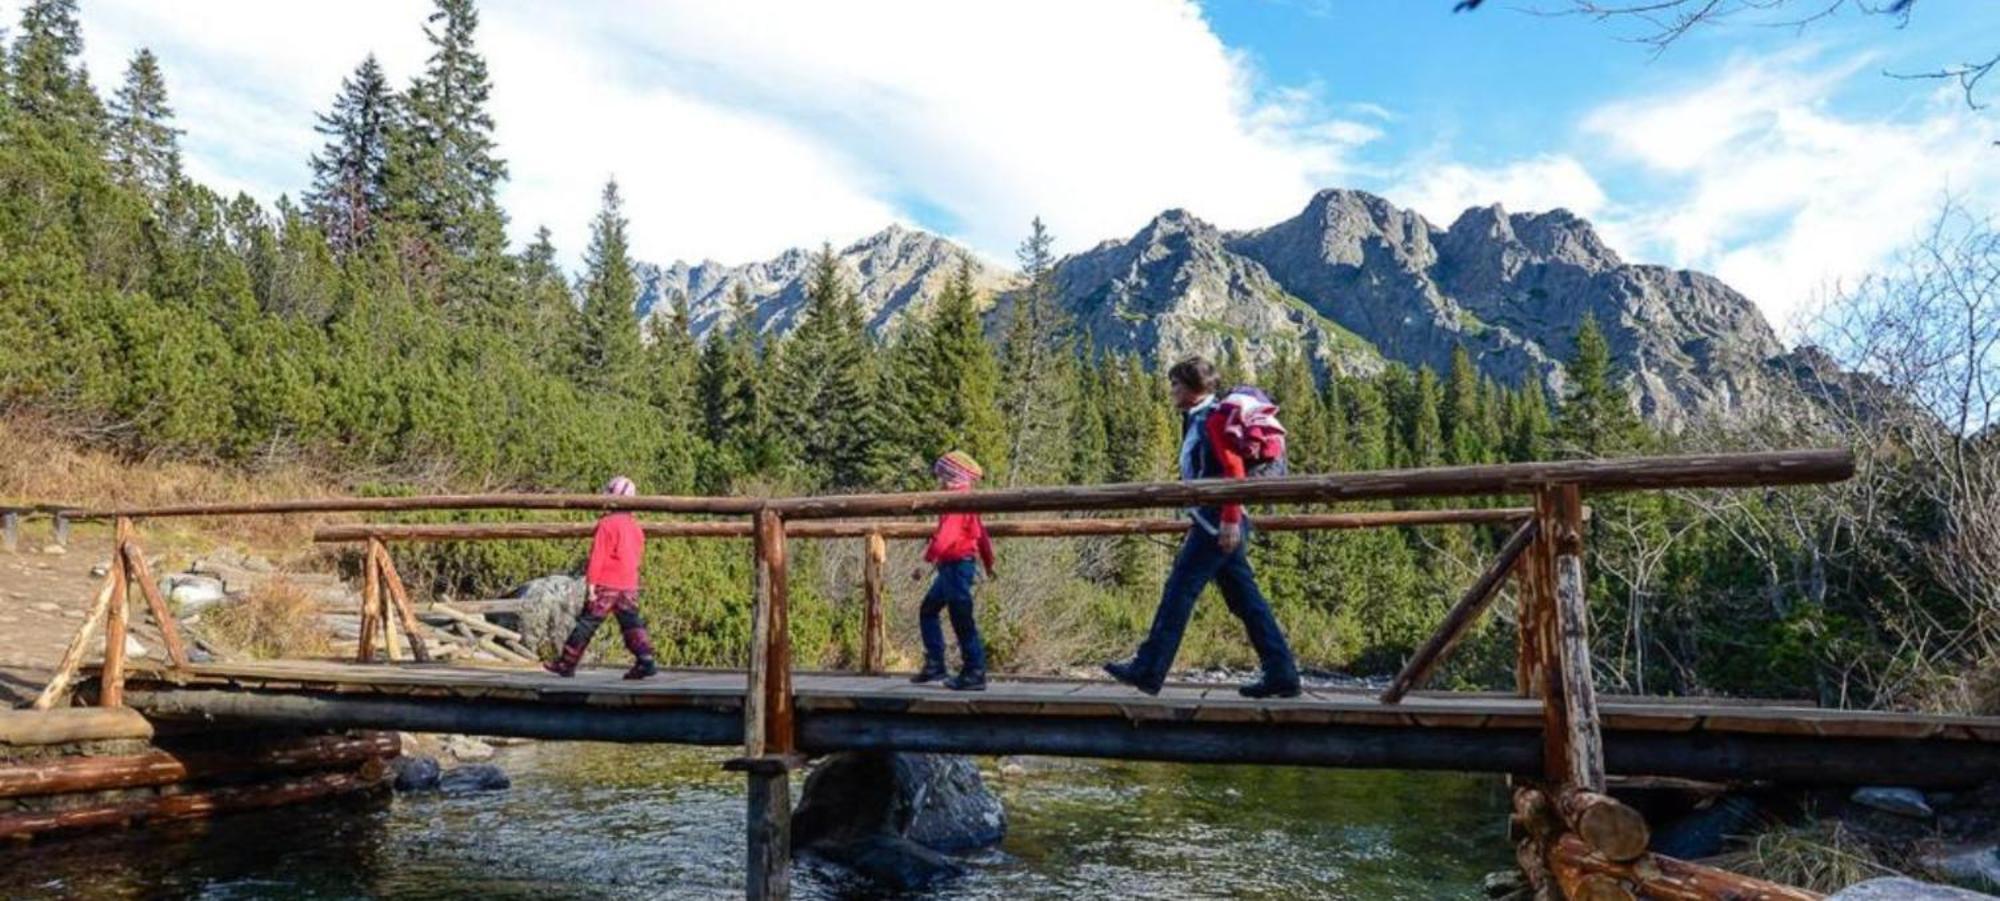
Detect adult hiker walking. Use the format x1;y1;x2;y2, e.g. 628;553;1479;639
1105;357;1301;698
543;475;659;680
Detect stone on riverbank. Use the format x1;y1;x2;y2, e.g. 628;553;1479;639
389;755;442;792
1828;877;1997;899
440;763;511;794
1852;787;1934;819
792;752;1005;890
509;575;585;655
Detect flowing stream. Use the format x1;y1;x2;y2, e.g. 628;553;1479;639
0;743;1513;899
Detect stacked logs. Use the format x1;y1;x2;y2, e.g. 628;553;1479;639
0;708;398;842
1511;784;1821;901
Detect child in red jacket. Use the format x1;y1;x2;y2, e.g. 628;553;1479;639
544;475;658;680
910;451;996;691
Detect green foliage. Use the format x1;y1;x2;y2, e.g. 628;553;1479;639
0;0;1959;704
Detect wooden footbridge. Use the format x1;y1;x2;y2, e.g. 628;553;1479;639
23;449;1997;900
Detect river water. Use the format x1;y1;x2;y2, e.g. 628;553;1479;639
1;743;1512;899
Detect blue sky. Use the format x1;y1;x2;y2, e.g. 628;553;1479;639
39;0;2000;333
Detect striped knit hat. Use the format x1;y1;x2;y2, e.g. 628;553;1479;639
604;475;637;497
932;451;984;487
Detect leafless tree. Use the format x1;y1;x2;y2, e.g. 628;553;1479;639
1452;0;1997;111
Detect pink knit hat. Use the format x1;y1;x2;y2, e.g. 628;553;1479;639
604;475;637;497
932;451;984;488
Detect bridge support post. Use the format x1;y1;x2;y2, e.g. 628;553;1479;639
2;509;17;553
53;511;69;549
737;507;796;900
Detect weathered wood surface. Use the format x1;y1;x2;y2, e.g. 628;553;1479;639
30;567;120;710
1548;833;1824;900
744;769;792;901
312;508;1539;544
1381;520;1537;703
0;707;154;746
1556;787;1649;863
1549;484;1606;791
122;538;189;668
768;450;1854;519
862;531;886;675
0;765;391;841
76;493;765;520
98;660;2000;739
378;540;438;660
0;732;396;798
100;517;133;707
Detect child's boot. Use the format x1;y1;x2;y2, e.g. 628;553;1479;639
623;656;658;680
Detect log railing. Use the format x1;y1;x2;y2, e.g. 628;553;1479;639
25;449;1856;901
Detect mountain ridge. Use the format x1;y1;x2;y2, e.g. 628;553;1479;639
637;189;1802;425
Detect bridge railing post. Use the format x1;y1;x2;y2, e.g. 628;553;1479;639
121;522;189;669
861;530;886;675
99;517;133;707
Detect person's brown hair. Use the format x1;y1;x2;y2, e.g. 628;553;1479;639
1167;357;1219;395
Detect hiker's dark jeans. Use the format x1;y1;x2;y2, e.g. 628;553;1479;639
1129;523;1297;691
919;559;985;673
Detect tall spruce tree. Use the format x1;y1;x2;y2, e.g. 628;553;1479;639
998;217;1072;485
899;259;1005;471
1443;345;1484;465
575;180;642;395
306;55;394;258
384;0;507;261
778;244;888;489
10;0;98;144
1556;313;1640;457
106;49;180;196
695;284;766;488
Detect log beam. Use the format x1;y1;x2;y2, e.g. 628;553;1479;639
1547;485;1606;791
0;708;154;745
1547;833;1823;900
0;732;397;798
0;766;391;841
31;567;120;710
311;508;1539;544
121;538;189;668
1382;520;1537;703
99;517;133;708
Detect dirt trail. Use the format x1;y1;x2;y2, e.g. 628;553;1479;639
0;535;177;706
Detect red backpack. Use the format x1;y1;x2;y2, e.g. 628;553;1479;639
1210;386;1289;477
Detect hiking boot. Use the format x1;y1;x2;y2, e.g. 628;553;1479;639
1103;659;1161;696
542;660;576;678
623;657;658;680
1237;676;1301;699
909;662;949;684
944;670;987;692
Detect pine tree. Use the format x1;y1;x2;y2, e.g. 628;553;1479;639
105;49;180;196
1556;313;1640;457
384;0;507;261
1508;378;1553;462
1443;345;1484;465
997;217;1072;485
906;260;1005;470
696;284;766;488
1410;366;1444;467
1067;345;1110;485
644;291;702;492
306;55;394;258
575;180;642;395
10;0;99;144
777;244;888;489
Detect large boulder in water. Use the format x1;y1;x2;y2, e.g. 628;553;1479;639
508;575;586;656
792;752;1005;890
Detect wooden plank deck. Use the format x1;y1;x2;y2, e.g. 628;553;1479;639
87;659;2000;785
103;659;2000;742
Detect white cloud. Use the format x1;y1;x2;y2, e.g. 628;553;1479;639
1580;54;2000;332
56;0;1378;268
1390;154;1611;229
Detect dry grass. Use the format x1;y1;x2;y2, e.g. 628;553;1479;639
1708;819;1902;894
0;414;344;556
200;577;332;660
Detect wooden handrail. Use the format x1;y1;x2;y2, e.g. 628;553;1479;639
58;450;1850;522
70;493;765;520
766;450;1853;519
310;508;1538;544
